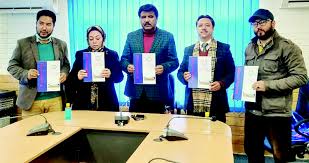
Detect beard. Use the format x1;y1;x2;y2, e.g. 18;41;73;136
37;31;52;39
39;33;52;39
254;27;275;40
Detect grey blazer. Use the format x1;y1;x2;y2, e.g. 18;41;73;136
7;35;70;110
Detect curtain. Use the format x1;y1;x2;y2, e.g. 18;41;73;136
68;0;259;111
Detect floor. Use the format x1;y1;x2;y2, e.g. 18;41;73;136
234;154;309;163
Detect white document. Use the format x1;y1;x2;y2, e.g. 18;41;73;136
47;61;60;91
189;56;212;89
198;56;212;89
142;53;156;84
91;52;105;82
134;53;156;84
242;66;259;102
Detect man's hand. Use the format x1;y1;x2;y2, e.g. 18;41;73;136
77;70;87;80
27;69;39;80
101;68;111;78
253;80;266;92
155;65;164;75
210;81;221;91
60;73;67;83
127;64;135;73
183;72;191;82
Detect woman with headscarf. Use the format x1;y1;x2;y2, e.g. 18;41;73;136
66;25;123;111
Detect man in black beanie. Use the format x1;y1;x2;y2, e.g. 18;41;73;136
244;8;308;163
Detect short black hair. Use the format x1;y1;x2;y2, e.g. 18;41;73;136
86;25;106;41
36;10;56;24
196;15;215;27
138;4;158;18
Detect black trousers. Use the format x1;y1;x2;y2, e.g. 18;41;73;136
129;91;165;114
244;111;291;163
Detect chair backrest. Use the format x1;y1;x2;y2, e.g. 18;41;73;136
292;81;309;143
295;82;309;119
166;74;175;109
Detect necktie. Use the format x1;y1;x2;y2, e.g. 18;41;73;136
202;43;208;52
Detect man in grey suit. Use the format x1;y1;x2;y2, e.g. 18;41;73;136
120;4;179;114
7;10;70;116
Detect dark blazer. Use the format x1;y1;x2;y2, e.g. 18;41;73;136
177;41;235;116
120;28;179;103
66;47;123;111
7;35;70;110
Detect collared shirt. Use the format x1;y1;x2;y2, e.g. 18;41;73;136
257;37;272;54
199;39;211;51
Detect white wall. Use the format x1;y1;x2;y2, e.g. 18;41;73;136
0;0;69;75
260;0;309;74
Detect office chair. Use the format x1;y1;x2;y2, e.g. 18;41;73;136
293;82;309;159
165;74;175;113
264;82;309;161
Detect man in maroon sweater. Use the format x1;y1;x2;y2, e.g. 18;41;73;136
120;4;179;114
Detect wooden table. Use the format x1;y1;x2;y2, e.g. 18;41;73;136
0;111;233;163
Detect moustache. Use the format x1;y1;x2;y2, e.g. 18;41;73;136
144;22;151;26
257;29;265;33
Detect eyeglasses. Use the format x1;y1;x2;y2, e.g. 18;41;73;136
250;19;271;27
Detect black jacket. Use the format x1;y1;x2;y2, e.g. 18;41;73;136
177;41;235;116
66;47;123;111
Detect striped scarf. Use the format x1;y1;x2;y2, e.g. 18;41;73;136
192;39;217;113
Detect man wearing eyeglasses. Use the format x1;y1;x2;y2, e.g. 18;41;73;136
120;4;179;114
244;9;308;163
7;10;70;116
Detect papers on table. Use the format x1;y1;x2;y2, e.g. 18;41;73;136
233;66;259;102
83;52;105;82
133;53;156;84
188;56;212;89
37;61;60;92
